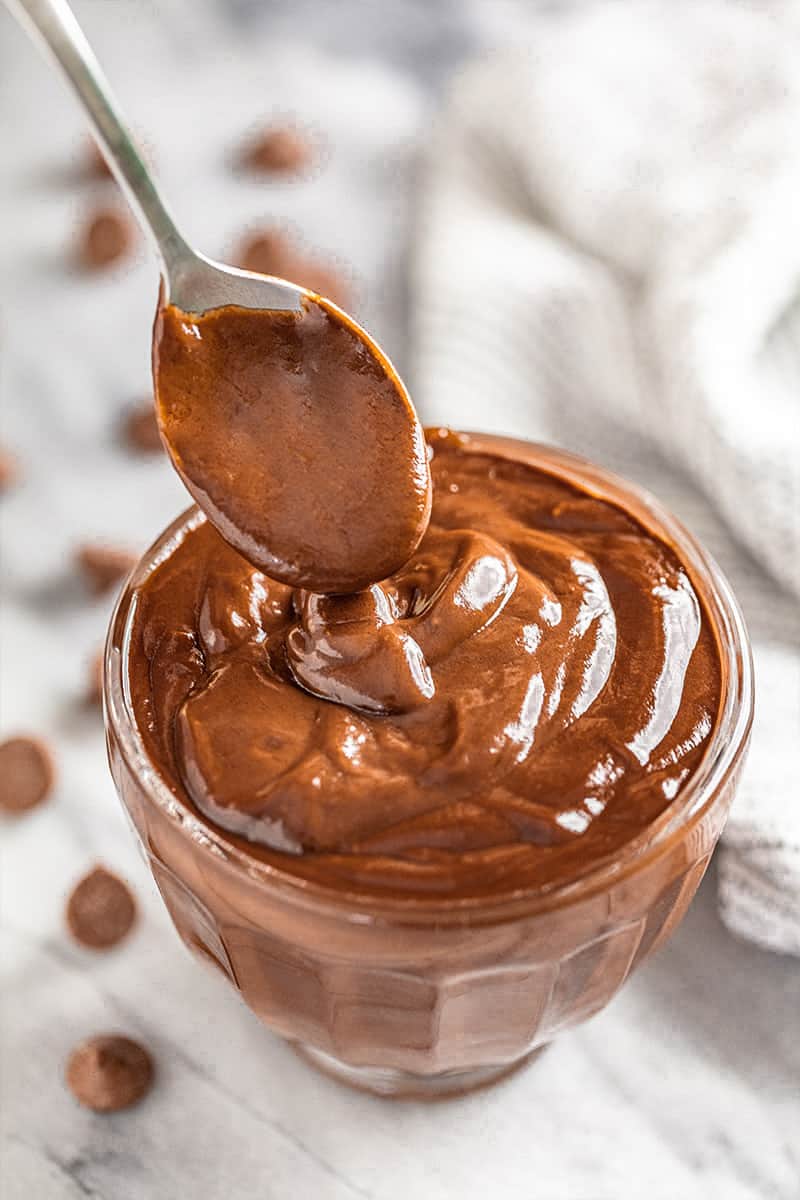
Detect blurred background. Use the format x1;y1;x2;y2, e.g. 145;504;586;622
1;2;798;1198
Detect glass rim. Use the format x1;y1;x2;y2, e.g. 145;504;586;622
104;433;754;925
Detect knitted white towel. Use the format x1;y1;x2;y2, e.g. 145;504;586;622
412;1;800;955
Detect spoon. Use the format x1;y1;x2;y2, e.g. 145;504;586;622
7;0;432;593
6;0;300;314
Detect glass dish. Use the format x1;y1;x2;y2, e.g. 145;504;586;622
104;436;753;1098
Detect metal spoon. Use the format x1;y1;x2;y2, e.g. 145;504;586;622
6;0;433;592
6;0;304;315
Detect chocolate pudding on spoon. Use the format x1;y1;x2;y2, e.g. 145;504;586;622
152;297;431;593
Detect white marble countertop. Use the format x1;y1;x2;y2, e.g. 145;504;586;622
1;3;798;1198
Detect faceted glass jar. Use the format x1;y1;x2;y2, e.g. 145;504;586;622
104;439;753;1098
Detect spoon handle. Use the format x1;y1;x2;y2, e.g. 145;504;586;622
5;0;190;275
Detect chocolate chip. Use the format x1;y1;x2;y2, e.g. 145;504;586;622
66;866;136;949
236;229;290;277
239;125;312;174
66;1035;153;1112
122;403;162;454
236;229;350;309
76;544;137;596
0;737;55;815
0;447;18;493
77;207;132;269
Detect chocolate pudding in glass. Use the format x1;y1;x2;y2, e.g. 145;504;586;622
105;423;752;1098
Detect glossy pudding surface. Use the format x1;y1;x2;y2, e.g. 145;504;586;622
126;429;723;901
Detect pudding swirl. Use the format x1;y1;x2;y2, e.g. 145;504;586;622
130;430;722;896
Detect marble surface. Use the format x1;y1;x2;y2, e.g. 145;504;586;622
1;2;798;1198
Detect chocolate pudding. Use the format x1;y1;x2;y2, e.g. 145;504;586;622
152;298;431;594
128;429;723;900
107;432;751;1096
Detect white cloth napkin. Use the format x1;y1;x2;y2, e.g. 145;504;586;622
412;1;800;955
